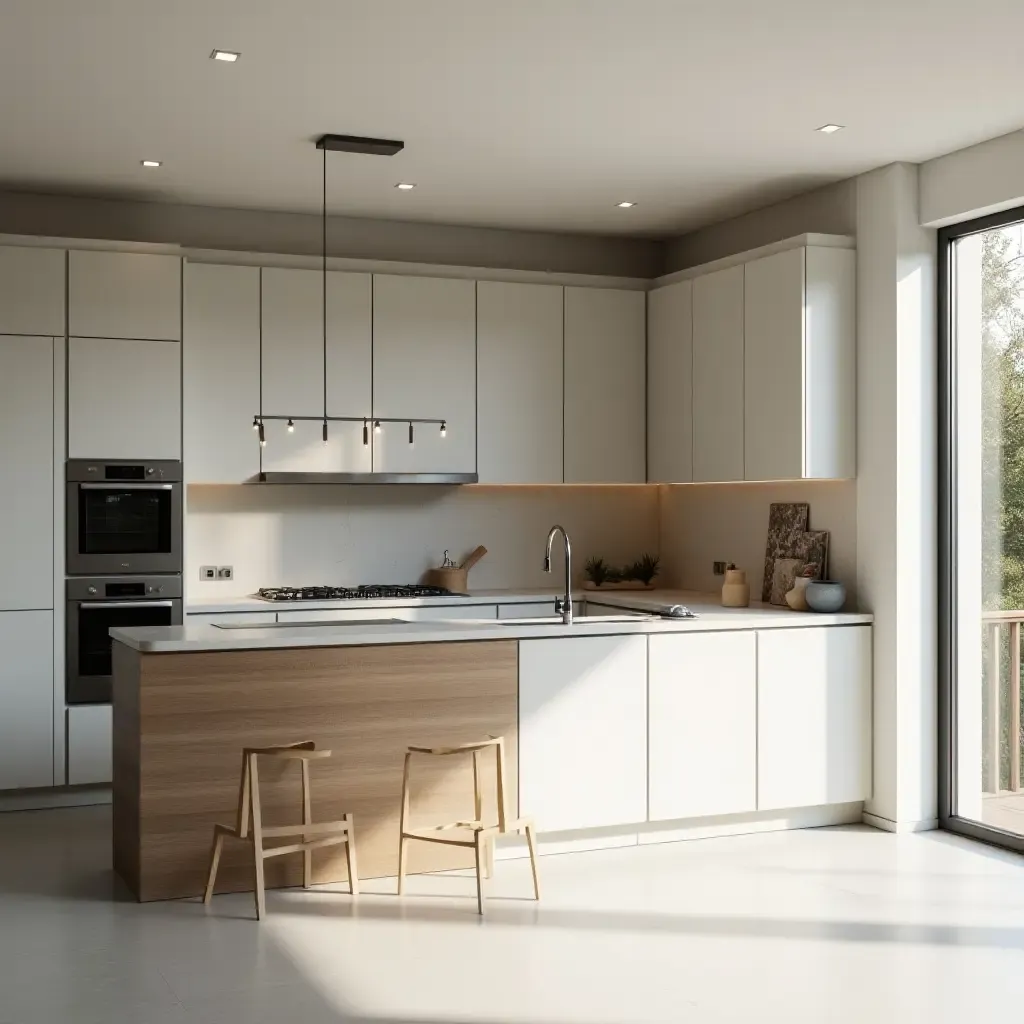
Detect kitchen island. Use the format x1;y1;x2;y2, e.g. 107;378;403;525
111;594;873;901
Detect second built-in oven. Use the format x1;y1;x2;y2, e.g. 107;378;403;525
66;460;182;576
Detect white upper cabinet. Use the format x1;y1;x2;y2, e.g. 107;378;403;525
744;245;855;480
563;287;645;483
372;274;476;474
0;337;53;611
692;265;744;482
183;263;261;483
0;246;65;336
757;625;872;811
646;279;693;483
68;337;181;459
260;267;372;474
477;281;563;484
69;250;181;341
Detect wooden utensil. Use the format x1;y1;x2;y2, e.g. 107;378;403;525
425;545;488;594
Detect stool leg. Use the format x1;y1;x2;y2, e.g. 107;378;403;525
301;759;312;889
344;813;359;896
203;831;225;904
397;752;412;895
525;823;540;901
250;755;267;920
474;831;486;915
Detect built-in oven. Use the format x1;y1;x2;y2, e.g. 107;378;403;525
66;460;182;576
66;575;183;704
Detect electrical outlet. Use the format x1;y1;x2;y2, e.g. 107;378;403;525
713;561;728;576
200;565;217;581
216;566;234;580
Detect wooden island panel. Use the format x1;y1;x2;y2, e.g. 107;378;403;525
113;639;518;901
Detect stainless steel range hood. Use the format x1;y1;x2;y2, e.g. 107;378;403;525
256;471;478;485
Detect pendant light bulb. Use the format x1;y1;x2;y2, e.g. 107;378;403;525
252;416;259;431
322;419;329;445
362;419;369;446
287;418;295;433
374;419;382;435
258;420;266;447
440;420;447;438
408;421;414;446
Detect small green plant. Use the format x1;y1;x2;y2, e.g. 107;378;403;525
584;556;612;586
585;553;659;586
624;553;660;585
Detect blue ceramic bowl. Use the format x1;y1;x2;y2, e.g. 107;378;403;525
805;580;847;613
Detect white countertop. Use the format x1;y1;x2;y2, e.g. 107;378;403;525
115;591;871;653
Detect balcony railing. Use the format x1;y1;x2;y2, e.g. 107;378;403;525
982;610;1024;794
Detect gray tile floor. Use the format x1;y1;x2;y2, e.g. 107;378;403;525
3;805;1024;1022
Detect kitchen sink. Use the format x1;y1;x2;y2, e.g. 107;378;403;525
476;613;655;626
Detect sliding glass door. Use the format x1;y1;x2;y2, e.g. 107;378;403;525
941;206;1024;848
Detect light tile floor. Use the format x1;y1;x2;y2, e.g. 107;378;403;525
2;806;1024;1023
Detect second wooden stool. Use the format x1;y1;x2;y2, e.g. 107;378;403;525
202;741;358;920
397;735;539;914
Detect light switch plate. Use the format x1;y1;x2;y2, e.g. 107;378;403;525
200;565;217;580
217;566;234;580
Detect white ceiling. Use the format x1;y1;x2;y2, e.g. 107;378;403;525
3;0;1024;238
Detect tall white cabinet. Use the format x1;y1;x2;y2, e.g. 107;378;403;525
563;287;646;484
0;246;65;336
647;279;693;483
0;612;54;790
477;281;563;484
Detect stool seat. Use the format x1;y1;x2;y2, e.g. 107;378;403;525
397;735;539;914
202;741;358;920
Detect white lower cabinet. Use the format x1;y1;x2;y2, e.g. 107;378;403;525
519;635;647;832
648;632;757;821
67;705;112;786
757;626;872;810
0;611;54;791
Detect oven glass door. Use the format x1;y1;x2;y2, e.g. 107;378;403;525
78;485;173;555
69;601;176;704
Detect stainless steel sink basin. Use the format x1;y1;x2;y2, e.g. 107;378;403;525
477;614;655;626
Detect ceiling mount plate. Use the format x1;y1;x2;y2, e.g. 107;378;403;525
315;134;404;156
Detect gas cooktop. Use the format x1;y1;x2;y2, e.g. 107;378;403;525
255;585;455;602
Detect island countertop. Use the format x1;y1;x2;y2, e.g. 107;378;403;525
112;592;872;653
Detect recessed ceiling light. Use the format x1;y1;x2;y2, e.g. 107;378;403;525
210;49;240;62
395;182;416;190
616;201;637;209
140;159;162;168
816;124;845;134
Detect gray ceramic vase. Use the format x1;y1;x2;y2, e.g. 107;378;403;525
805;580;847;613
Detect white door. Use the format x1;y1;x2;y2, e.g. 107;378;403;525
692;265;744;482
477;281;563;483
183;263;261;483
519;635;647;832
648;633;757;820
0;611;53;790
647;280;693;483
744;248;804;482
564;287;646;483
372;274;476;474
0;337;54;610
69;250;181;341
68;338;181;459
0;246;65;336
67;705;112;785
260;267;372;474
757;626;872;810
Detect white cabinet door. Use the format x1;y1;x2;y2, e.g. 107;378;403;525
68;338;181;459
260;267;372;474
69;250;181;341
372;274;476;474
0;338;53;611
477;281;562;483
692;265;744;482
67;705;112;785
648;633;756;821
744;248;804;482
647;280;693;483
564;287;646;483
519;635;647;832
183;263;261;483
757;626;872;810
0;611;53;790
0;246;65;336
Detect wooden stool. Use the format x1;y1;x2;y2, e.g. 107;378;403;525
202;741;358;920
397;735;539;914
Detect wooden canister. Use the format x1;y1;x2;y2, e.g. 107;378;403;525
721;567;750;608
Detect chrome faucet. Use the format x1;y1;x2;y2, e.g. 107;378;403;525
544;524;573;625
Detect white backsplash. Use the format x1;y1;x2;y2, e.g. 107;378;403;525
186;484;660;598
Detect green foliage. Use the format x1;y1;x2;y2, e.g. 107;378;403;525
624;553;661;585
584;557;612;586
585;554;659;585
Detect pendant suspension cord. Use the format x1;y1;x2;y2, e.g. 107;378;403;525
322;144;328;425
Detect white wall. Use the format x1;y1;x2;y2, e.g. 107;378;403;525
659;482;858;603
186;485;659;597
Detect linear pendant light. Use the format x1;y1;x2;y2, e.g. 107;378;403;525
254;135;475;484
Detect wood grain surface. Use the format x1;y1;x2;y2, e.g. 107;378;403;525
113;640;518;901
